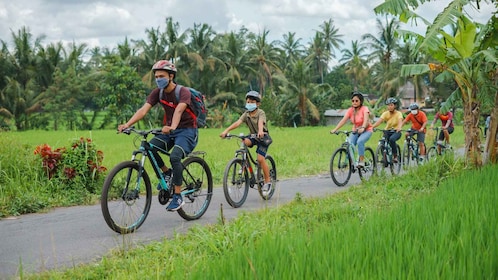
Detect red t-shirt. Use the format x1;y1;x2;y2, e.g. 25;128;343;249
146;85;195;128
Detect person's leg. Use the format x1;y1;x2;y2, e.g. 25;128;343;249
356;131;372;163
446;127;454;145
389;131;401;158
256;144;269;183
417;132;426;156
166;128;198;211
150;134;173;173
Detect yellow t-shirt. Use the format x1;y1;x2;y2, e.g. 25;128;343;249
380;110;403;130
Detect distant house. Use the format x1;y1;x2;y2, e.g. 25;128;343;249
324;109;348;126
398;81;432;108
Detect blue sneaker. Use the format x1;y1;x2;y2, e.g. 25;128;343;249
157;169;173;190
166;194;184;211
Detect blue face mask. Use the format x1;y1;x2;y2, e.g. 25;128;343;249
155;77;169;89
245;103;257;112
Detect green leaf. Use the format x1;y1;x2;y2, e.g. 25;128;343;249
400;64;430;77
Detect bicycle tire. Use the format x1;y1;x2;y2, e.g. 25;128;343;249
223;158;249;208
391;144;402;175
330;147;352;186
101;161;152;234
427;146;438;161
178;156;213;221
375;145;388;174
257;155;277;200
358;147;376;181
402;142;412;169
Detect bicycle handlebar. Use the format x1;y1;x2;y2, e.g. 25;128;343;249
120;126;163;137
330;130;358;136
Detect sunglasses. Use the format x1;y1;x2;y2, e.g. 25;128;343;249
351;99;361;103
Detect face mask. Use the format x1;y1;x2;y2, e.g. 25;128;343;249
155;77;169;89
411;110;418;115
245;103;257;112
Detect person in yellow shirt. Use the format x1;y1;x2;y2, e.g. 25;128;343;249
372;97;403;163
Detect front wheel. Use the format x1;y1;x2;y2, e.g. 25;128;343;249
330;147;352;186
391;144;402;175
427;146;438;161
101;161;152;234
402;142;413;170
177;156;213;221
257;155;277;200
223;158;249;208
359;147;376;181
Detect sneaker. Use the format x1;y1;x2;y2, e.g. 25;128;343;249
166;194;184;211
262;183;272;196
157;169;173;190
437;140;444;145
357;160;365;168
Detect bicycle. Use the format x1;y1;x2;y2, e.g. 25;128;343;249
401;129;427;169
329;130;376;186
222;133;277;208
374;129;402;175
101;127;213;234
427;127;453;160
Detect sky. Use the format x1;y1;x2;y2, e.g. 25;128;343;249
0;0;495;64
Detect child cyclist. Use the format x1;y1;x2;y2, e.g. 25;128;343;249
401;103;428;160
330;92;373;168
219;91;273;196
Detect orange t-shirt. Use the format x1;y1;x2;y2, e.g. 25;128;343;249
404;111;428;131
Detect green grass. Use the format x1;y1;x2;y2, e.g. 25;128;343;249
23;154;497;279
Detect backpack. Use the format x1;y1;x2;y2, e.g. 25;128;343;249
159;85;207;128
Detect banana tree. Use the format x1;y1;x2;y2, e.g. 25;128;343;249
376;0;498;166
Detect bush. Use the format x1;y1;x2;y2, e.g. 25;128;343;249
34;137;107;194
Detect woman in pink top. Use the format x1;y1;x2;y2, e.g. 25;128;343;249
330;92;373;167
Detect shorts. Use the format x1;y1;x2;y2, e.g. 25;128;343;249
247;135;270;157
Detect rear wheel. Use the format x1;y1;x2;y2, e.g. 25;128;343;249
177;156;213;220
330;147;351;186
257;155;277;200
359;147;376;181
101;161;152;234
223;158;249;208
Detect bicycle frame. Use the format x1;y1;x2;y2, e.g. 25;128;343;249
125;129;203;197
232;134;261;186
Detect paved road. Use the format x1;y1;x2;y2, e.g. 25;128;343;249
0;173;360;279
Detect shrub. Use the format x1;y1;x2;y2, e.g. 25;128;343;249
34;137;107;194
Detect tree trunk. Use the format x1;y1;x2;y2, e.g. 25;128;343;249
483;93;498;164
463;93;482;167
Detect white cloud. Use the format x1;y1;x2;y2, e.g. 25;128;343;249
0;0;494;52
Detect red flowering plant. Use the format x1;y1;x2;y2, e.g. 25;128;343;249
34;137;107;194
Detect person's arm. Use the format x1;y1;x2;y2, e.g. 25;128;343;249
220;119;243;138
257;117;265;138
330;115;349;134
165;102;187;132
118;103;152;132
371;118;383;129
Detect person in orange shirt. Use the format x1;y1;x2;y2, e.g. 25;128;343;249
402;103;428;160
430;103;454;152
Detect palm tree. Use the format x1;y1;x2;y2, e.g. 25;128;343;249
339;40;369;90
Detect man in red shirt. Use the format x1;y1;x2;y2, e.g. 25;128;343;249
402;103;428;160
